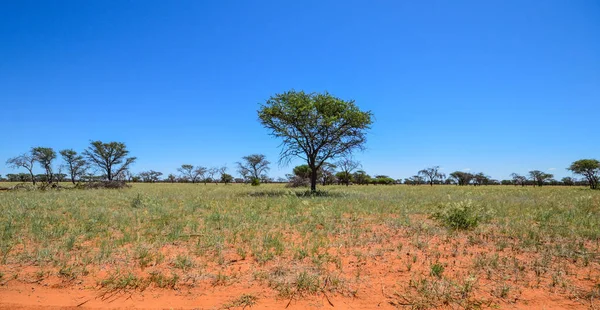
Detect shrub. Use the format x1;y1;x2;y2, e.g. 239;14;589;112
432;200;491;230
251;178;261;186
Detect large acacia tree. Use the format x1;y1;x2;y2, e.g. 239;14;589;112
83;141;136;181
258;90;373;192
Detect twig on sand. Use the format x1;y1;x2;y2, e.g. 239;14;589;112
76;298;93;307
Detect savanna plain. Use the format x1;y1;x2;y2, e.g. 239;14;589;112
0;183;599;309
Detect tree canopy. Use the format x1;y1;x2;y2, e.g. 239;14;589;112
31;147;57;183
449;171;473;186
568;159;599;189
418;166;445;186
83;141;136;181
59;149;88;184
236;154;270;184
528;170;553;187
258;90;373;192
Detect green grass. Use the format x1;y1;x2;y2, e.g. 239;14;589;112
0;183;599;306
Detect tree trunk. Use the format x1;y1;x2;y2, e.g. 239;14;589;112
310;167;318;192
30;171;36;185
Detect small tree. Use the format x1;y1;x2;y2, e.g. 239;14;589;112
32;147;56;183
528;170;553;187
373;175;395;185
293;165;312;179
353;170;371;185
510;173;527;187
221;173;233;184
568;159;600;189
139;170;163;183
418;166;444;186
217;166;228;184
167;174;177;183
178;164;206;183
83;141;136;181
320;163;337;186
236;154;270;185
405;175;425;185
54;166;67;183
6;153;37;185
258;90;373;192
449;171;473;186
561;177;575;186
472;172;490;186
335;171;352;185
59;149;88;184
207;167;224;185
336;157;360;186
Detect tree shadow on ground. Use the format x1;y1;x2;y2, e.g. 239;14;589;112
244;189;344;198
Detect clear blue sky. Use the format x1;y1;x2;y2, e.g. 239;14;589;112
1;0;598;181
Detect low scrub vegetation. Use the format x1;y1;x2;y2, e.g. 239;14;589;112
0;184;598;308
432;200;492;230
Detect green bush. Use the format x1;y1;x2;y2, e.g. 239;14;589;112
432;200;491;230
251;178;260;186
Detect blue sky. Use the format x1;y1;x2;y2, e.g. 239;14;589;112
1;0;598;181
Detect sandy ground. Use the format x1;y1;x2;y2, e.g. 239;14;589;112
1;223;598;309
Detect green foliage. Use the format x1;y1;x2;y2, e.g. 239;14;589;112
251;178;260;186
568;159;600;189
83;141;136;181
237;154;270;182
0;183;599;307
352;170;371;185
258;90;373;191
31;147;57;183
220;173;234;184
432;200;492;230
59;149;88;184
449;171;473;186
373;175;395;185
173;254;194;271
294;271;321;295
529;170;553;187
430;263;445;278
131;193;144;208
293;165;312;179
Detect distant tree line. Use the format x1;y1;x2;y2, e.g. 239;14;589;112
2;88;599;191
2;145;599;190
4;141;136;185
2;141;598;190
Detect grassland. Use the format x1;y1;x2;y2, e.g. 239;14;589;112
0;183;599;309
